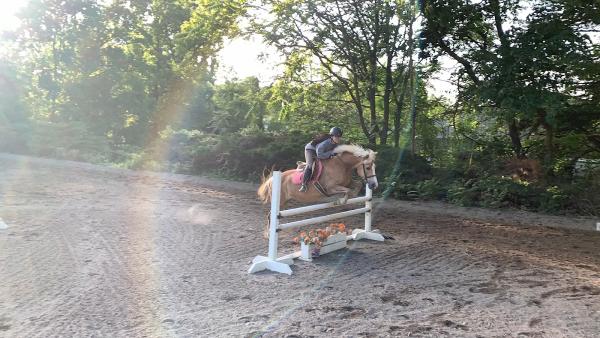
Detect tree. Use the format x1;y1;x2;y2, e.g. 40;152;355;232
422;0;600;171
14;0;247;145
211;77;266;133
0;59;28;124
255;0;419;146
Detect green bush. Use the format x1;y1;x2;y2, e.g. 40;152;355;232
147;128;310;180
376;145;433;182
444;175;598;215
415;178;447;200
538;178;600;215
447;179;480;207
5;120;598;216
32;122;111;163
447;177;538;209
376;145;434;197
2;121;111;164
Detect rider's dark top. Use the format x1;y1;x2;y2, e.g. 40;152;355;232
305;137;337;159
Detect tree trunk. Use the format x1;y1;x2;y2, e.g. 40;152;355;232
368;65;377;146
351;76;372;144
367;55;378;146
407;0;417;155
393;69;409;147
367;4;380;147
410;70;417;156
507;118;525;159
544;125;554;168
381;49;394;145
538;109;554;174
50;36;59;121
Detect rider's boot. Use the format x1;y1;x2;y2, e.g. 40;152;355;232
299;167;312;192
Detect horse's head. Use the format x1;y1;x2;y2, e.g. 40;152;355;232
335;144;379;190
357;150;378;190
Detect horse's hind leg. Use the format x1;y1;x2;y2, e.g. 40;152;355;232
263;210;270;239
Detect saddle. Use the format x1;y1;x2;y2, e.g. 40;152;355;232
295;161;313;171
291;160;329;196
292;160;322;183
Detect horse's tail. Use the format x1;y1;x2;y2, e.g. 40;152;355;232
257;169;273;204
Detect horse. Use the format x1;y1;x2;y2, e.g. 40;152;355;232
257;144;378;208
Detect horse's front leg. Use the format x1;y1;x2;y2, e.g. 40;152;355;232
349;179;362;197
330;185;352;205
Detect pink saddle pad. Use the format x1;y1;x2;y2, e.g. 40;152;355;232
292;161;323;185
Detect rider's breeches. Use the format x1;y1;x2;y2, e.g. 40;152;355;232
303;150;316;183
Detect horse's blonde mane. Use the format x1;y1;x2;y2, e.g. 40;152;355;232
334;144;376;162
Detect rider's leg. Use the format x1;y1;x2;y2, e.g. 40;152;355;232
299;150;315;192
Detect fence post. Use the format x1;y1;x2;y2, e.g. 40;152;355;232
248;171;293;275
350;183;385;242
365;184;372;232
268;171;281;260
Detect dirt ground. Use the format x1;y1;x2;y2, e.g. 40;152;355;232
1;153;600;337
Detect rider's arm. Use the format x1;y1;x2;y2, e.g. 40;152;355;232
316;138;337;159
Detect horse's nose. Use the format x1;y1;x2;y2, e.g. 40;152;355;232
369;182;377;190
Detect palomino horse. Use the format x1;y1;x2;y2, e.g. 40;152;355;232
257;144;378;208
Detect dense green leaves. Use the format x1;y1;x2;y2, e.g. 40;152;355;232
422;0;600;168
255;0;421;145
7;0;247;145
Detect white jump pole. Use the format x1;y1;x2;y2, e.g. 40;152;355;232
350;184;384;241
366;185;373;231
279;195;370;217
279;207;371;230
248;171;293;275
268;170;281;260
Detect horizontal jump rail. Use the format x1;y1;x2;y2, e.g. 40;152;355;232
278;207;371;230
279;195;371;217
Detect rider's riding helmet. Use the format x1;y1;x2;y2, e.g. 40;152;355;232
329;127;343;137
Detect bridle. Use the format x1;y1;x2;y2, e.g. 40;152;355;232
359;162;377;182
335;153;377;183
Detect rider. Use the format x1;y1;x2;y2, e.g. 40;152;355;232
299;127;343;192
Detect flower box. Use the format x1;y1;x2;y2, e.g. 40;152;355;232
299;233;348;261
